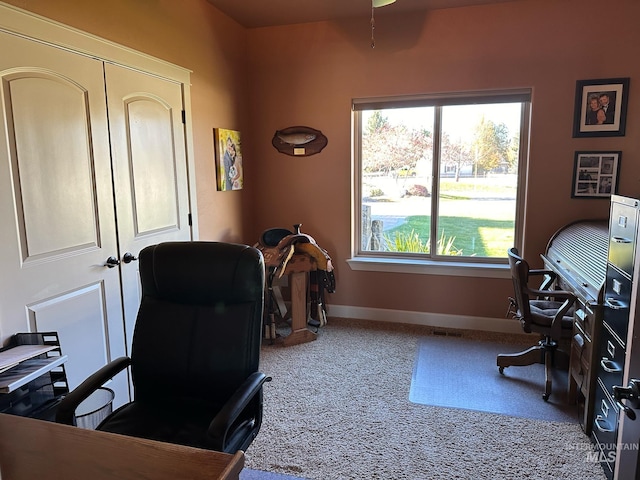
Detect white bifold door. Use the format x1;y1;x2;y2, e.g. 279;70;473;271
0;30;193;407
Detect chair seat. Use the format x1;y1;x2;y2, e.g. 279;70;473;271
98;400;220;449
529;299;574;332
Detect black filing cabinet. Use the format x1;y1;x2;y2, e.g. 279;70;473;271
593;195;640;480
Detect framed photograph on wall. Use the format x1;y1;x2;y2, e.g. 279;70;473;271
572;77;629;137
213;128;243;191
571;151;621;198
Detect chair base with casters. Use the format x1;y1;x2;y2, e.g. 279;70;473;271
497;247;576;402
498;336;571;402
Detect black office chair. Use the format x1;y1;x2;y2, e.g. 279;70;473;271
497;247;576;401
56;241;270;453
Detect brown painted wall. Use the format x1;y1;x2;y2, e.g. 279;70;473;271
4;0;639;321
244;0;640;317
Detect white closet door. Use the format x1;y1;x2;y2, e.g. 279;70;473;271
0;32;130;403
104;64;193;356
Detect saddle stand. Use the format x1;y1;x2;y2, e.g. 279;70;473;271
255;224;335;345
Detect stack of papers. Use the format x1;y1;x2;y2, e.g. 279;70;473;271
0;345;56;374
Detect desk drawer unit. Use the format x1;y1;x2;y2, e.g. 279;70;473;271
575;300;598;343
571;328;592;397
570;299;602;435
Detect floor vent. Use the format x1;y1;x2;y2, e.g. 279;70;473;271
432;330;463;337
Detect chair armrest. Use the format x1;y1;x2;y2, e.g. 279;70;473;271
550;296;576;339
55;356;131;425
528;269;557;291
207;372;271;451
528;268;555;277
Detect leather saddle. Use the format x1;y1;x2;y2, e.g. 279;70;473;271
255;224;335;331
257;224;335;293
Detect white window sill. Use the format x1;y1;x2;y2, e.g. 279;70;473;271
346;256;510;278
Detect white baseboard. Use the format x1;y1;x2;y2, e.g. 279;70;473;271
326;304;523;334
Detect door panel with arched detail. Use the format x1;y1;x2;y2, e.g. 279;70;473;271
0;32;194;410
104;63;192;358
0;31;130;404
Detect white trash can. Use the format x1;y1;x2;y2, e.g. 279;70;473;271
74;387;114;430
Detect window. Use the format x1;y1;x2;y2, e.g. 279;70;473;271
353;90;530;269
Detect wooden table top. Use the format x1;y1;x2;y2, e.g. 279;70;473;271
0;413;244;480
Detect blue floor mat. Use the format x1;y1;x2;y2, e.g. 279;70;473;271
240;469;307;480
409;335;579;423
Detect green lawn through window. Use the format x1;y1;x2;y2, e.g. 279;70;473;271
385;194;515;257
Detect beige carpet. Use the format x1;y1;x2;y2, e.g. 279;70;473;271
244;318;606;480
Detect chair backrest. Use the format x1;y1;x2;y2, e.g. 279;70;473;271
507;247;533;331
131;241;265;404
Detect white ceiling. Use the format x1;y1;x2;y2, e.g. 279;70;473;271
206;0;520;28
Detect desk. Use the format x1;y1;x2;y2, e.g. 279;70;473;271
0;413;244;480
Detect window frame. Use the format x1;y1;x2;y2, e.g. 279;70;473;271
351;89;531;277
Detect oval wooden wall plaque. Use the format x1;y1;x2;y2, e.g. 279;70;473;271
272;126;328;157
